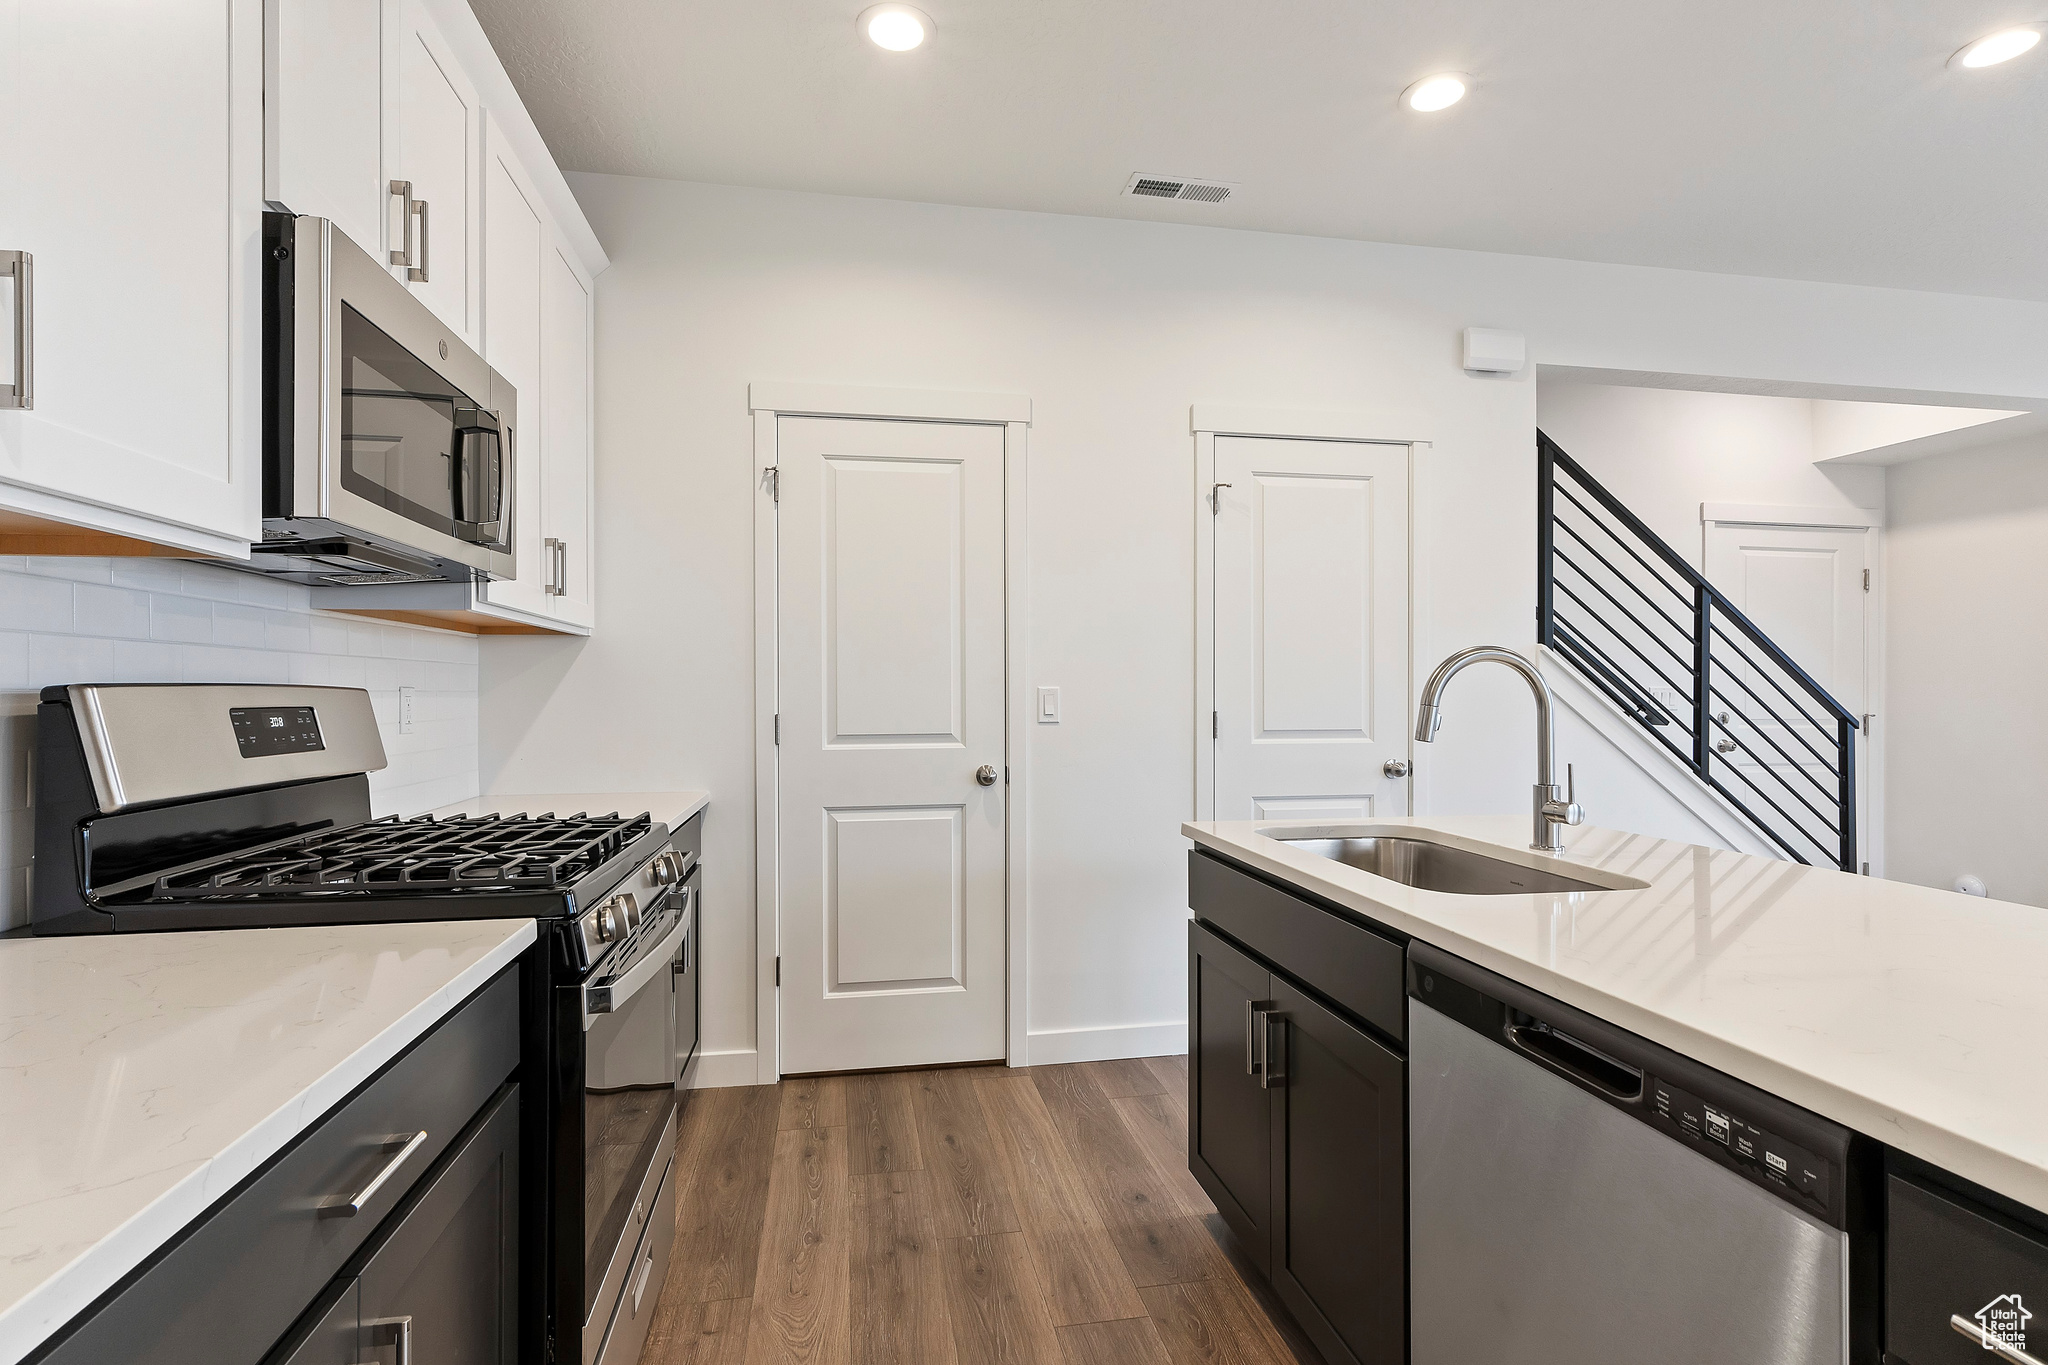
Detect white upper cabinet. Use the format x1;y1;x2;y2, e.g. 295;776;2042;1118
263;0;386;258
540;239;596;629
479;118;551;619
390;0;482;348
0;0;262;553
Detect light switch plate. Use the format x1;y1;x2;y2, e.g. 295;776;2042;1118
399;686;416;734
1037;686;1060;723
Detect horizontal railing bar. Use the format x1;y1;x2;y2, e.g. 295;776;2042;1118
1705;683;1843;791
1700;771;1820;866
1708;752;1839;856
1708;622;1839;738
1543;434;1858;727
1552;516;1697;642
1552;550;1696;674
1552;580;1699;701
1706;728;1843;841
1707;643;1842;769
1551;482;1696;608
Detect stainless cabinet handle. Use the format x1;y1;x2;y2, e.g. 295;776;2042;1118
388;181;416;268
1;251;30;410
410;196;429;283
366;1315;414;1365
318;1130;428;1217
1245;998;1259;1075
1245;999;1276;1077
543;537;567;596
1259;1010;1285;1089
1953;1315;2046;1365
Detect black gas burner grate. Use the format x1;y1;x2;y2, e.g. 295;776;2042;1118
149;811;653;900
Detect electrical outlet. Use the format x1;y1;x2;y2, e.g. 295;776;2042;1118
399;686;416;735
1037;686;1061;723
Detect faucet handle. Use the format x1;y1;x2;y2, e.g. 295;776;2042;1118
1559;764;1583;826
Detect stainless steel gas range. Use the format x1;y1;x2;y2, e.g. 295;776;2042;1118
30;682;699;1365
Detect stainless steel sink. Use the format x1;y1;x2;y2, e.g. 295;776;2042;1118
1279;836;1605;895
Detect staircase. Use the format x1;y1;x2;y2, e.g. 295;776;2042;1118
1537;432;1860;871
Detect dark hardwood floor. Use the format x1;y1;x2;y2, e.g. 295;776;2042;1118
640;1055;1325;1365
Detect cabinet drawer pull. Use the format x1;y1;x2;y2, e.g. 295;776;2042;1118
1;251;30;410
1952;1314;2046;1365
366;1314;414;1365
319;1130;428;1217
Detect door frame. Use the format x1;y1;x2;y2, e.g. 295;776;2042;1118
1700;501;1884;876
1191;405;1432;822
749;382;1032;1084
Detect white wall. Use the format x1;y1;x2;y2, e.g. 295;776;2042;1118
1885;433;2048;907
478;176;2048;1074
1811;399;2023;464
1536;382;1885;569
0;556;480;928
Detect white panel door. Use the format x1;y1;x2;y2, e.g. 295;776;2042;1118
776;416;1006;1074
392;0;479;345
539;242;594;626
264;0;385;255
0;0;260;543
1212;437;1411;822
1704;521;1869;863
478;125;547;616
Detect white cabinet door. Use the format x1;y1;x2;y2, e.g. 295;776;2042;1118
478;121;550;617
0;0;261;547
540;240;594;627
263;0;385;256
1211;436;1412;822
391;0;479;347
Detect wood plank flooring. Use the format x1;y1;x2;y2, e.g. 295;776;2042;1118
640;1056;1322;1365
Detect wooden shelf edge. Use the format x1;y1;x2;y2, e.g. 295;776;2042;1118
319;607;577;636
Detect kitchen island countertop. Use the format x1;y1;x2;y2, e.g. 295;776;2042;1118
1187;815;2048;1214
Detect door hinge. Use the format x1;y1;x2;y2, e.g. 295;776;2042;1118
1212;710;1218;738
1862;712;1875;736
1862;568;1870;591
1211;481;1231;514
1004;766;1010;785
774;956;781;987
764;466;779;502
773;713;780;745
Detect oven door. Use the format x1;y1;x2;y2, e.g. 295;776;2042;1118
280;214;516;579
579;888;687;1358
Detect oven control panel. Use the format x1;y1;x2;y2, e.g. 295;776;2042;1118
570;846;697;972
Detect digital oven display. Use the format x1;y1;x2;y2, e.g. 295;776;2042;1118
229;706;326;758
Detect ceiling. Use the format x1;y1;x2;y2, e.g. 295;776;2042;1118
467;0;2048;302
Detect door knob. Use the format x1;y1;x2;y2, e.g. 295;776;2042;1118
1384;758;1412;778
975;765;999;786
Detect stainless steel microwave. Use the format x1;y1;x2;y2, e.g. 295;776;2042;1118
251;212;515;586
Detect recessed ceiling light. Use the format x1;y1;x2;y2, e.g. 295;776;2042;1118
1950;24;2043;69
1402;73;1469;113
859;3;931;52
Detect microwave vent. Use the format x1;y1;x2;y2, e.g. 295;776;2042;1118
319;570;437;586
1123;173;1238;205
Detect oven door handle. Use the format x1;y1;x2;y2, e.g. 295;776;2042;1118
584;892;691;1029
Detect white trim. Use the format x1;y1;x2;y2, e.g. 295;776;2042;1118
1540;647;1784;857
1026;1020;1188;1067
686;1048;762;1091
1190;404;1431;443
1002;421;1030;1068
749;382;1030;425
753;392;1029;1082
1700;502;1883;530
752;410;780;1084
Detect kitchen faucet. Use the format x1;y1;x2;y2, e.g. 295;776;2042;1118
1414;646;1584;852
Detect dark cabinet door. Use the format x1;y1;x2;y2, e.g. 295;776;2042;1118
264;1280;358;1365
353;1082;520;1365
1265;975;1405;1365
1189;920;1275;1271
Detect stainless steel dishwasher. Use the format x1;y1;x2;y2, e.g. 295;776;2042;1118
1407;941;1861;1365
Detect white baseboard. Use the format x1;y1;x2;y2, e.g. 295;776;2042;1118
1025;1020;1187;1067
687;1047;765;1090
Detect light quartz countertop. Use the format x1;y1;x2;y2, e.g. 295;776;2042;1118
0;918;536;1365
1187;815;2048;1215
428;790;708;829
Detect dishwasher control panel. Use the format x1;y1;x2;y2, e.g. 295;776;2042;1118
1651;1077;1834;1219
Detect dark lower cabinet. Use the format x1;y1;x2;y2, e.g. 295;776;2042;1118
1188;851;1409;1365
1189;920;1275;1272
1266;975;1405;1365
268;1281;358;1365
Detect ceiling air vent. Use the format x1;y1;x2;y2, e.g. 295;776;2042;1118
1123;173;1238;205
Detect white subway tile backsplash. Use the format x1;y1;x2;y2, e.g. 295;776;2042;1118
0;556;482;928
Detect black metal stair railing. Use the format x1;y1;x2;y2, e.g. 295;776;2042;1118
1537;431;1859;871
